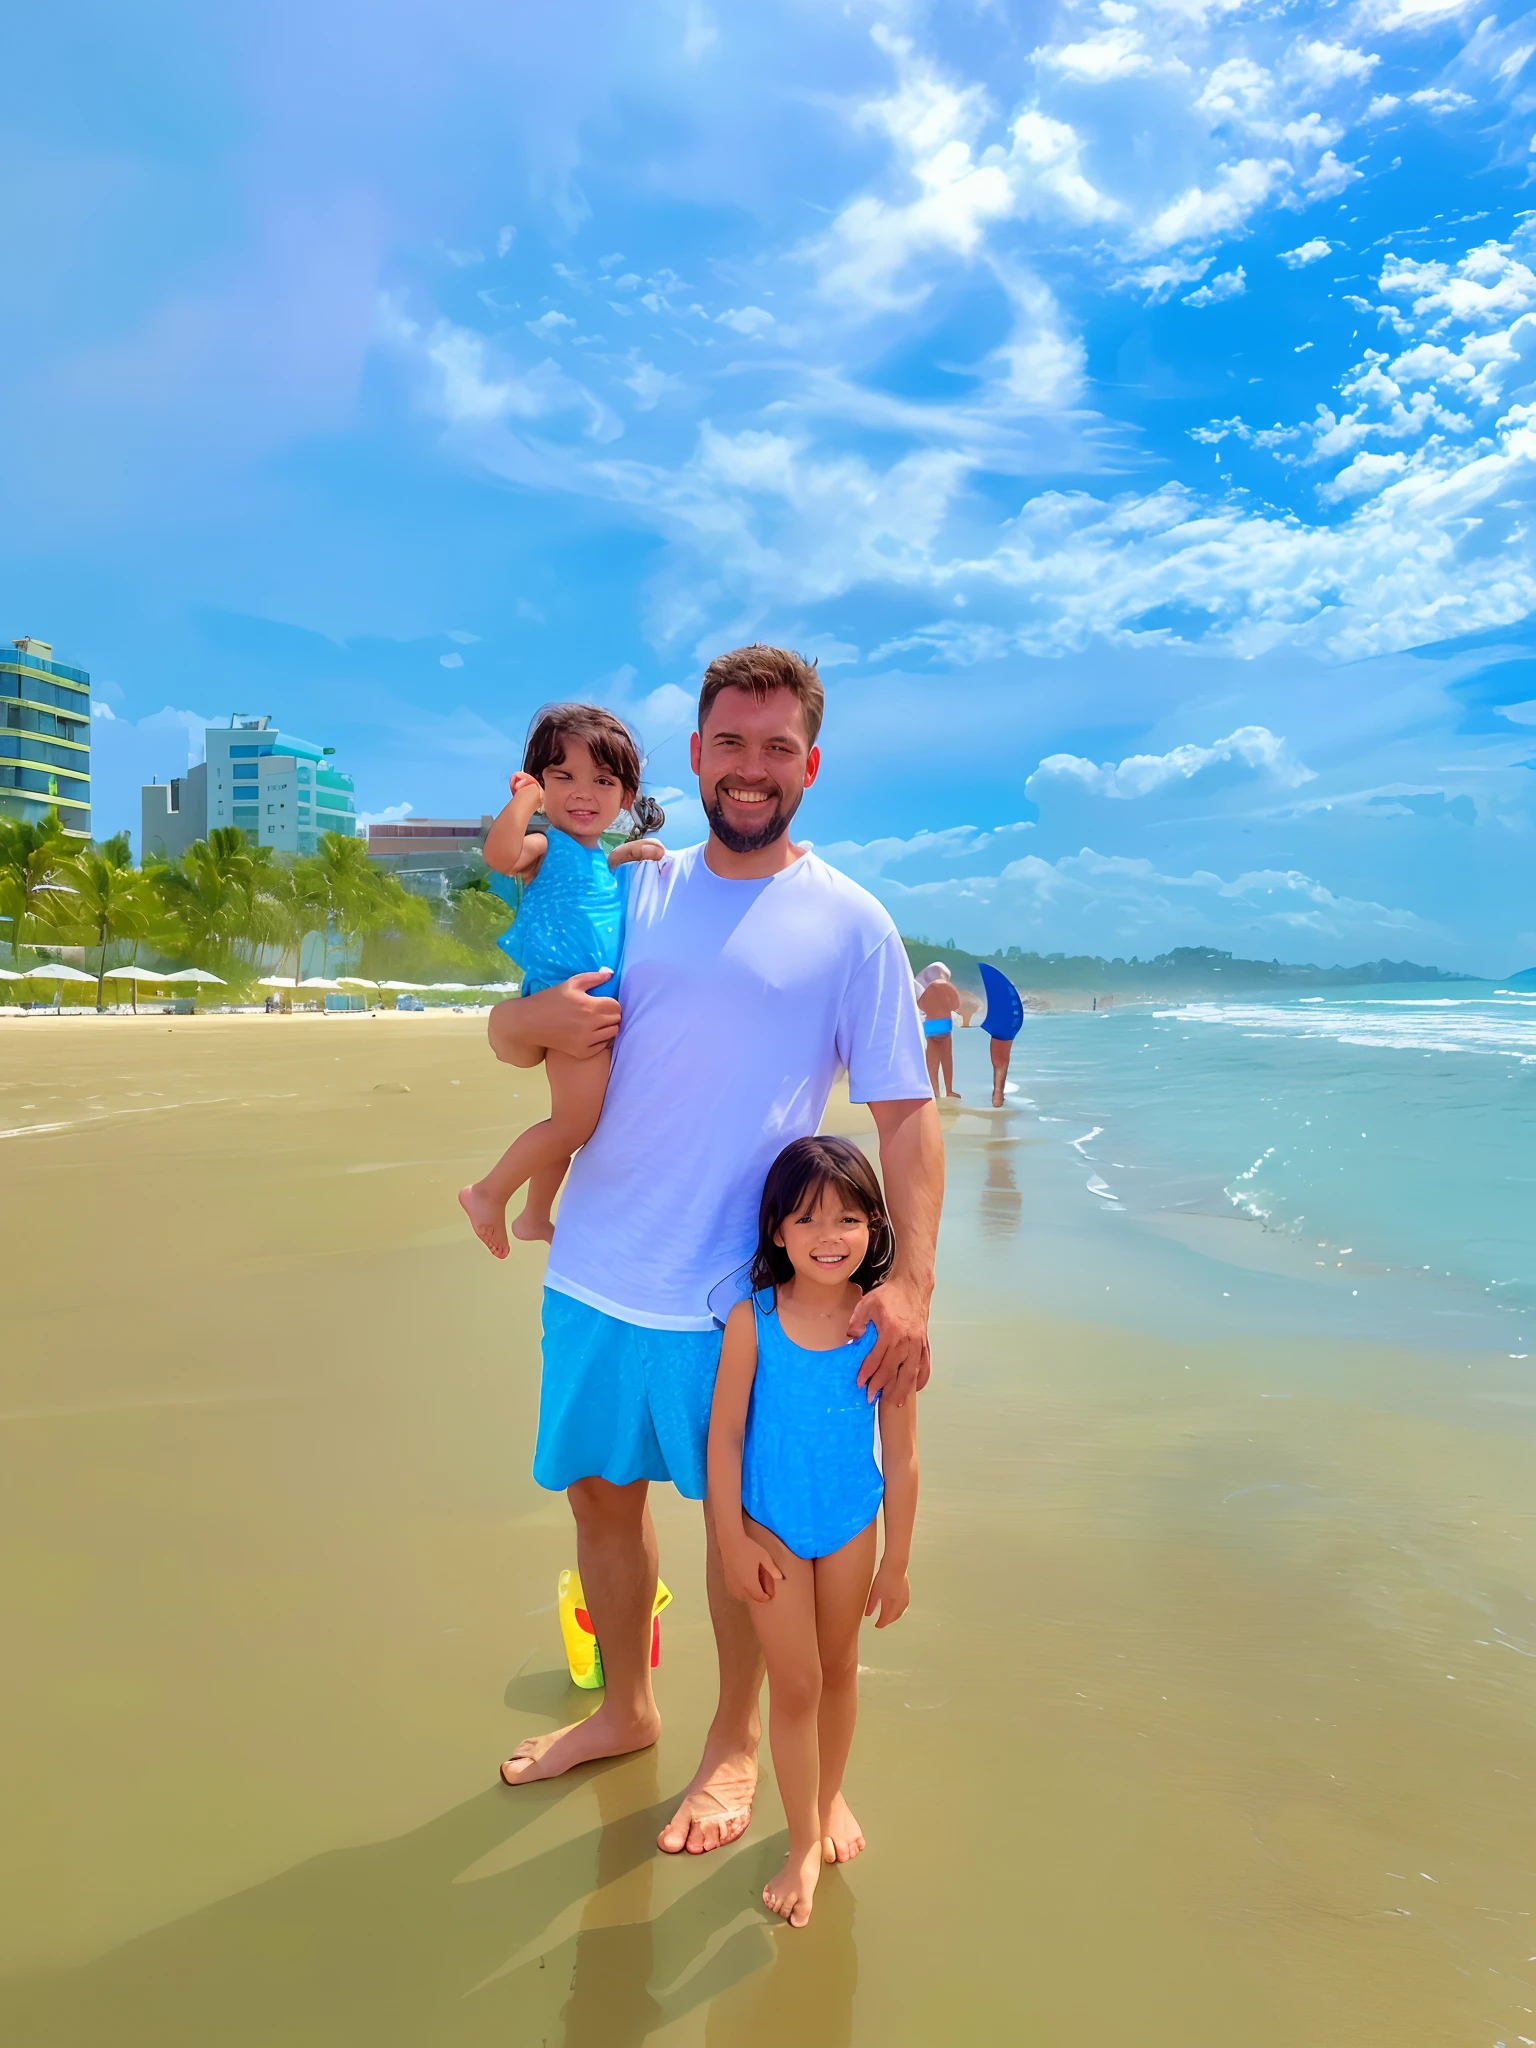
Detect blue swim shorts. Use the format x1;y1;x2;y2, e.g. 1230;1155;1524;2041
532;1287;721;1500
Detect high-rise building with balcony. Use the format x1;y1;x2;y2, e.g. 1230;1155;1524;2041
0;638;91;837
142;714;360;859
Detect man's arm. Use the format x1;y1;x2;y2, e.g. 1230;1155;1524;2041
849;1095;944;1405
486;970;621;1070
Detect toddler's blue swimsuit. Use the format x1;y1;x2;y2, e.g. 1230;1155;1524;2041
741;1290;882;1561
496;824;623;995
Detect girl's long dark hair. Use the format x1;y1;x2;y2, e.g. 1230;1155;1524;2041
748;1136;895;1296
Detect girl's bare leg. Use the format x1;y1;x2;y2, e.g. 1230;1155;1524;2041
511;1163;567;1245
459;1047;610;1258
743;1516;824;1928
811;1521;878;1863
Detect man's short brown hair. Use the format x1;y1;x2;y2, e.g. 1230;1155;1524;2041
697;645;824;748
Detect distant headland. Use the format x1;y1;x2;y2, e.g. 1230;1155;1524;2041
900;937;1480;1005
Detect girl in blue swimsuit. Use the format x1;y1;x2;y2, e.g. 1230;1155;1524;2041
458;704;664;1258
707;1136;920;1929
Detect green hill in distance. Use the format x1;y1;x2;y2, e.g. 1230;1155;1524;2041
901;936;1477;1000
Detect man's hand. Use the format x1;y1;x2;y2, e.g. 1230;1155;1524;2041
487;968;620;1069
849;1272;931;1406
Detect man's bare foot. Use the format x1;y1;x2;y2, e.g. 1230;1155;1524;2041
510;1205;555;1245
459;1183;510;1260
763;1843;822;1928
820;1790;865;1864
657;1747;757;1854
499;1703;659;1786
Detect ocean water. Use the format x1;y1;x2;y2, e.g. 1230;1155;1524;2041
937;983;1536;1357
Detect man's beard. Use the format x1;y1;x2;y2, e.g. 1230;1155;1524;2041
704;782;800;854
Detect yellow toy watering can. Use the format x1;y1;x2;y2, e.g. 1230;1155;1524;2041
558;1567;673;1690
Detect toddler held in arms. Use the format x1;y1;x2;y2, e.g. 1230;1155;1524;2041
707;1137;919;1929
458;704;664;1258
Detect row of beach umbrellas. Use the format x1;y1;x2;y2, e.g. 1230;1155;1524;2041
1;966;518;996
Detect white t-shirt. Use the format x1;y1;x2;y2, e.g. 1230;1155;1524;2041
546;843;930;1330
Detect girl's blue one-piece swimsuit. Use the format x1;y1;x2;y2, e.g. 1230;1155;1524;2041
741;1289;882;1561
494;824;623;995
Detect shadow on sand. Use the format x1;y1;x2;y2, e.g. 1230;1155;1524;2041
2;1739;861;2047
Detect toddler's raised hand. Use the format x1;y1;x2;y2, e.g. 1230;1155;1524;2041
724;1537;783;1606
509;770;543;801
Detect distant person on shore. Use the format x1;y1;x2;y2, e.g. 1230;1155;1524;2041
458;705;665;1259
978;961;1025;1108
487;644;941;1862
914;962;963;1100
708;1136;919;1927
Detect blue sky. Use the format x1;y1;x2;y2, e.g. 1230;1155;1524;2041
9;0;1536;972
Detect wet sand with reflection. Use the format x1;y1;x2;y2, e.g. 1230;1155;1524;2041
2;1013;1534;2044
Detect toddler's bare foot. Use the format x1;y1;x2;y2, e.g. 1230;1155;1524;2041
459;1183;510;1259
510;1206;555;1245
763;1843;822;1928
820;1790;865;1864
499;1702;660;1786
992;1088;1005;1108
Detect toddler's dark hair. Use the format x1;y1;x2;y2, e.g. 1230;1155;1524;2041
524;703;643;804
749;1136;895;1296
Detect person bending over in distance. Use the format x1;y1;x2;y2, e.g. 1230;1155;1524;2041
914;962;963;1101
708;1137;918;1929
488;643;941;1863
458;704;664;1259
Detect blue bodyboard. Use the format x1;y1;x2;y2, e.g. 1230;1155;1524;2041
978;961;1024;1042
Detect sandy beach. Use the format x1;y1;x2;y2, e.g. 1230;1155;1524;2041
3;1011;1535;2045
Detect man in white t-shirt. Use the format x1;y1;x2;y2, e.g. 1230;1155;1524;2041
489;645;941;1861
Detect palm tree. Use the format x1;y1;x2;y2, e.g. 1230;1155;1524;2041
60;848;165;1010
267;858;330;993
0;811;73;965
311;831;394;975
154;827;281;974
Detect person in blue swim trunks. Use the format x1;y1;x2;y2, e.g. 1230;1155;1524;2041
708;1136;919;1928
915;960;963;1100
458;704;665;1258
488;646;941;1861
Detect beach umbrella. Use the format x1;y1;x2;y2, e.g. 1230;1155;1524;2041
297;976;343;991
430;982;470;993
23;963;96;1009
103;964;171;1015
335;976;378;988
379;979;429;991
161;968;226;985
258;975;297;988
0;966;23;980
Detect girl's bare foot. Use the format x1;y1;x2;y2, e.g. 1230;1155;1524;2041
510;1205;555;1245
499;1701;660;1785
820;1790;865;1864
458;1184;510;1259
763;1843;822;1928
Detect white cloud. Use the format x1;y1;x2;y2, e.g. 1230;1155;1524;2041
445;629;480;644
526;310;575;340
1036;27;1168;81
1291;41;1380;85
1366;94;1402;117
1280;238;1332;267
1026;726;1313;798
1304;149;1360;198
640;682;696;734
817;839;1428;957
1142;159;1289;251
439;652;463;668
1407;87;1474;112
496;226;515;259
356;801;415;828
1184;266;1247;306
717;306;774;335
1380;241;1536;329
91;701;117;720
